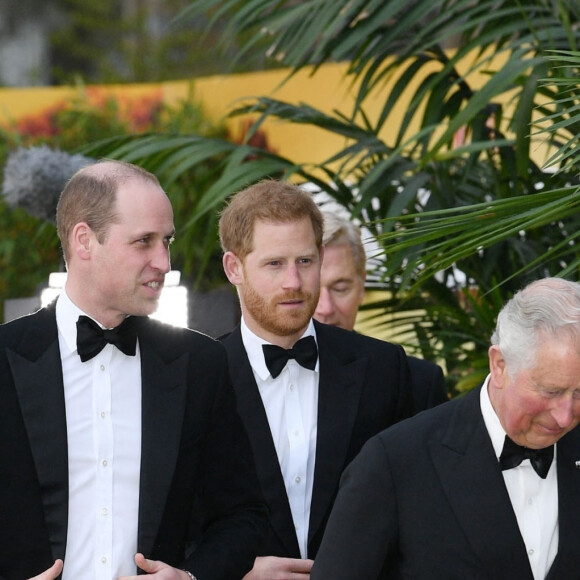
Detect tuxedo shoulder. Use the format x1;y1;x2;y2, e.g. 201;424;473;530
407;355;440;372
0;311;38;335
140;317;226;353
315;321;403;354
375;390;465;446
0;305;56;348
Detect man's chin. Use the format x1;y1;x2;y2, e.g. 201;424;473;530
270;314;312;337
133;300;160;318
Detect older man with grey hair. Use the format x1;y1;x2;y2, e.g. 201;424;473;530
314;209;448;412
312;277;580;580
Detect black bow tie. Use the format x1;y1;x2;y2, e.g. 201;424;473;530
76;315;138;362
499;435;554;479
262;336;318;378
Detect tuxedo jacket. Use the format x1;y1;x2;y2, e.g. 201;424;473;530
406;355;448;412
0;303;267;580
220;320;413;559
311;387;580;580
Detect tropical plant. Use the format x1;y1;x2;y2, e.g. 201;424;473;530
47;0;282;85
75;0;580;394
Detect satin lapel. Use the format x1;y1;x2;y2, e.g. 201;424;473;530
222;328;301;557
137;323;189;557
546;427;580;579
429;390;533;580
9;308;68;561
308;328;367;546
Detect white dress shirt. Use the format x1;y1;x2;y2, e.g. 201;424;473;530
241;318;319;559
480;376;558;580
56;290;142;580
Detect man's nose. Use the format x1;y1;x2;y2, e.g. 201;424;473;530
282;264;301;290
315;287;334;318
151;244;171;274
552;395;575;429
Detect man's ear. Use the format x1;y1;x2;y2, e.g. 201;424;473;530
488;345;508;389
223;251;243;285
71;223;93;261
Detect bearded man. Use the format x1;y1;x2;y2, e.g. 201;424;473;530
217;179;414;580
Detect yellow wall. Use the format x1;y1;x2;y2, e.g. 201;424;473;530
0;51;551;168
0;63;357;167
161;63;359;166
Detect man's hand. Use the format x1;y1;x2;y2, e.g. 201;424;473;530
29;560;63;580
242;556;313;580
117;553;191;580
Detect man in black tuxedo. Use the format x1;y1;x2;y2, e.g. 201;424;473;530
313;210;448;412
0;160;266;580
312;277;580;580
218;180;413;579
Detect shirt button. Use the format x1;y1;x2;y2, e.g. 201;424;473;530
295;475;302;484
100;364;105;371
101;556;107;564
528;548;535;556
100;411;106;419
289;384;295;391
102;459;108;467
101;507;108;516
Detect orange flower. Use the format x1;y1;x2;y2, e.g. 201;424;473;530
15;103;67;138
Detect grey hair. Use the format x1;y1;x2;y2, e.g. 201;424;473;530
491;277;580;376
321;210;366;280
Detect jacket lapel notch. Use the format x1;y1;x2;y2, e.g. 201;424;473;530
224;328;301;557
546;430;580;577
137;342;189;556
308;351;366;547
431;391;533;579
9;342;69;561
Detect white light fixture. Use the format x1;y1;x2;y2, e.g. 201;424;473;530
41;270;188;327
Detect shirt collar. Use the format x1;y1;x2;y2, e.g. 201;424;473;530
55;288;94;356
480;374;509;459
240;317;319;381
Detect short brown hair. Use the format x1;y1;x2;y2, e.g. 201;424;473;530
219;179;324;259
56;159;160;262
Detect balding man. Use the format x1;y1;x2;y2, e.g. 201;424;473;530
0;160;266;580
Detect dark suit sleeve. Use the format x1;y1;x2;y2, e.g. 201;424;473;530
179;343;268;580
426;362;448;408
407;356;448;414
311;434;397;580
